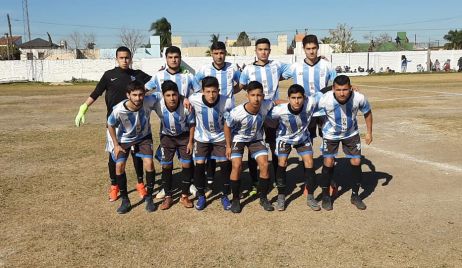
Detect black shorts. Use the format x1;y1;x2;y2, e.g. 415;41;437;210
308;116;325;139
230;140;268;160
111;135;153;163
157;132;192;165
193;140;227;162
322;134;361;159
275;139;313;158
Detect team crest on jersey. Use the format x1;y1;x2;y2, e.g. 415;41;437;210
130;75;136;81
297;72;303;76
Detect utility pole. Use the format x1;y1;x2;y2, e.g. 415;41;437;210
4;33;10;60
22;0;31;42
7;14;13;59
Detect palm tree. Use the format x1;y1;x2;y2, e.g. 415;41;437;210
150;17;172;50
205;33;220;56
443;29;462;50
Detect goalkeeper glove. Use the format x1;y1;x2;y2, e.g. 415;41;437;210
75;103;89;127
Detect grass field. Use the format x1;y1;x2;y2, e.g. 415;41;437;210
1;73;461;267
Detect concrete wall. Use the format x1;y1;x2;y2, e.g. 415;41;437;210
1;50;461;82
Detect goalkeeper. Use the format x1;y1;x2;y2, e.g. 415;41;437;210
74;46;151;202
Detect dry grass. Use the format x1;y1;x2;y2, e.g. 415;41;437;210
1;73;462;267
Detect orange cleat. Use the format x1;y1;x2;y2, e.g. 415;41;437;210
136;182;147;198
109;185;119;202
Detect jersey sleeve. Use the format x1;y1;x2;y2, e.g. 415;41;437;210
223;97;234;121
136;70;152;84
186;109;196;125
239;67;250;86
107;109;119;127
359;95;371;114
144;75;159;91
225;108;237;128
144;92;161;109
282;64;295;79
190;74;201;94
89;71;109;100
233;65;241;84
327;63;337;82
267;105;281;120
279;62;291;78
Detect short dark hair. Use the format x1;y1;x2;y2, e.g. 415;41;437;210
210;41;226;51
126;80;145;94
246;81;264;93
116;46;132;58
288;84;305;96
302;35;319;48
165;46;181;57
201;76;219;90
255;38;271;47
161;80;179;95
333;75;351;86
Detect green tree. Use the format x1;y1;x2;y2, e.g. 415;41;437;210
235;31;250;46
443;29;462;49
327;23;356;53
150;17;172;50
205;33;220;56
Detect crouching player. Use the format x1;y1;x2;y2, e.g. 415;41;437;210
224;81;278;213
154;80;195;210
189;76;234;210
318;75;373;210
268;84;319;211
107;81;157;214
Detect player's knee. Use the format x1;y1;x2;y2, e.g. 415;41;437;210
116;162;126;175
231;161;242;171
323;157;335;167
350;158;361;166
277;158;288;167
258;159;269;172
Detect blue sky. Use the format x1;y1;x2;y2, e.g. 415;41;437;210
1;0;461;48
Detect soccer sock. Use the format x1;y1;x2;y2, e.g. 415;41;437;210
258;177;270;199
206;159;216;180
131;151;144;183
248;152;258;184
217;161;231;195
321;165;334;197
275;165;287;195
108;154;117;186
231;180;241;200
145;171;155;195
304;167;316;195
162;167;173;197
351;165;362;196
116;173;128;198
181;167;193;195
194;163;206;196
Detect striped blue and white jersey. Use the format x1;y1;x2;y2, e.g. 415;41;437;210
195;62;241;99
189;93;234;143
107;93;160;143
145;69;198;97
152;94;196;136
319;91;371;140
282;58;336;96
268;96;316;145
239;60;290;101
226;100;274;142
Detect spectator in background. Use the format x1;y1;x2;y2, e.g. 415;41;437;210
401;55;411;73
434;59;441;72
443;59;451;72
458;57;462;72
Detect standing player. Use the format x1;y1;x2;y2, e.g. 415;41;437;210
239;38;290;192
318;75;373;210
195;41;241;193
74;46;151;202
224;81;280;213
189;76;234;210
153;80;195;210
107;81;157;214
282;34;337;141
268;84;319;211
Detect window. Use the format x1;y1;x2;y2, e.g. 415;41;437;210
38;52;44;59
27;52;33;60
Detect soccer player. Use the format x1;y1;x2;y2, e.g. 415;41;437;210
318;75;373;210
195;41;241;193
282;34;337;141
239;38;290;192
106;81;157;214
189;76;234;210
153;80;195;210
224;81;280;213
74;46;151;202
268;84;318;211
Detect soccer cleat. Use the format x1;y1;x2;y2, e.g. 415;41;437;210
248;184;258;197
160;196;173;210
221;196;232;210
189;184;198;198
155;188;165;199
145;195;156;212
136;182;147;198
307;194;321;211
276;194;285;211
109;185;119;202
179;195;193;208
195;195;206;210
321;196;333;211
230;199;241;213
116;197;131;214
259;197;275;212
351;195;367;210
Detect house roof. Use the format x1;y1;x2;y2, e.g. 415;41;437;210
19;38;59;49
0;36;21;46
295;34;306;42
